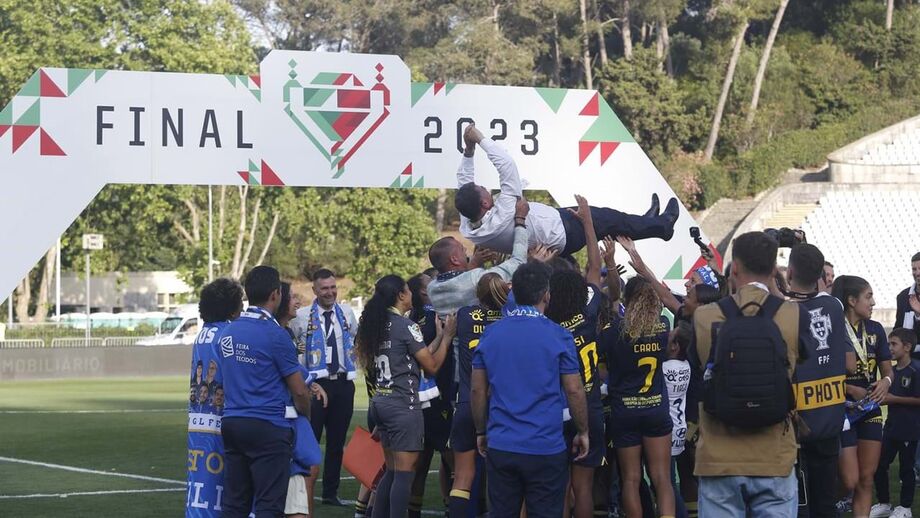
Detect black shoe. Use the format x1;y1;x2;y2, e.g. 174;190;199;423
643;193;660;218
323;497;346;507
659;197;680;241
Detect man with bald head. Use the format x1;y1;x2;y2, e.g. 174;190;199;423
427;198;530;315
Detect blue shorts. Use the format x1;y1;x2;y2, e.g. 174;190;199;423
609;406;672;449
423;396;453;451
450;401;476;453
564;396;606;467
841;408;883;448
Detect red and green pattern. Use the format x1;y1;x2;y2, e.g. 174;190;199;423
391;163;424;188
237;159;284;186
225;74;262;101
410;82;457;107
283;59;391;178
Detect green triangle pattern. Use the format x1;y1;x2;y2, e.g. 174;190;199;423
0;103;12;125
19;72;40;97
445;83;457;94
94;70;107;81
312;72;341;85
285;105;331;160
413;176;424;188
390;175;402;187
307;111;342;141
581;98;636;143
225;75;237;86
664;257;683;280
67;69;93;95
248;173;260;186
534;87;568;114
16;100;40;126
303;87;334;107
248;159;259;172
402;177;413;188
410;83;432;107
238;75;249;88
251;89;261;101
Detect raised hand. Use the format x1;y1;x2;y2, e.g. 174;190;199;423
601;236;618;267
514;196;530;220
469;246;498;269
529;244;558;263
464;123;483;148
566;194;591;224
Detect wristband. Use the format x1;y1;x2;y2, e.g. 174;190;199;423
514;222;526;229
883;376;893;386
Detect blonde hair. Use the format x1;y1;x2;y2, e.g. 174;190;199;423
622;276;662;339
476;273;509;311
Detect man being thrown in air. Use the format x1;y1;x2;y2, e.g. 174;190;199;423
456;124;679;256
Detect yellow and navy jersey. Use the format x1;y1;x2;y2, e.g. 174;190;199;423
456;304;503;404
846;318;891;390
556;284;604;394
600;315;670;414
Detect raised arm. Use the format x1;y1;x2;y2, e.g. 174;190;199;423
467;125;522;198
481;199;530;282
457;124;477;187
414;314;458;376
568;195;601;287
616;236;682;313
602;236;623;303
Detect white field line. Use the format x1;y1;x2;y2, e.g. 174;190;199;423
0;456;184;486
0;488;184;499
0;409;183;414
316;496;443;516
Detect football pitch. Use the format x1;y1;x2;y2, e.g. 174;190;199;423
0;376;449;518
1;376;917;517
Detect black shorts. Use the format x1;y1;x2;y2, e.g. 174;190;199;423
841;409;883;447
369;398;424;452
609;406;672;449
565;397;606;467
423;396;453;451
450;401;476;453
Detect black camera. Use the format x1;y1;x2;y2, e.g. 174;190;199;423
764;227;806;248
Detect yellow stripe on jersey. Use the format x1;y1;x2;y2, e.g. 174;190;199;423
793;375;846;410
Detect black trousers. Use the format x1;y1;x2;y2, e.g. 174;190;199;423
311;377;355;499
796;436;840;518
875;437;918;508
558;207;672;256
487;449;569;518
221;417;294;518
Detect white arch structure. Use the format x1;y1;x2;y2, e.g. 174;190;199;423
0;50;714;299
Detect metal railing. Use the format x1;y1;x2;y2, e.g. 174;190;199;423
0;336;153;349
0;339;46;349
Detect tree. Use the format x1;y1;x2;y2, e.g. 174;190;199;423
704;20;749;160
579;0;594;87
621;0;634;59
747;0;790;124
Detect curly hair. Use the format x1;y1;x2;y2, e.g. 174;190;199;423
476;273;509;311
198;278;244;323
545;270;588;324
355;275;406;371
621;276;662;340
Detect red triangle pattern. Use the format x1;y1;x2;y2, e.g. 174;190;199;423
402;163;413;175
237;171;250;183
0;125;9;138
12;125;38;152
260;160;284;186
579;92;599;116
249;75;261;88
433;82;445;95
683;244;724;278
40;70;66;98
39;129;65;156
578;141;598;165
599;142;619;165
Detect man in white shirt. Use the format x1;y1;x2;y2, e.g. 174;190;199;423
455;124;679;256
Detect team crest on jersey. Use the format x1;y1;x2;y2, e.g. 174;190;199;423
408;323;424;342
902;375;912;389
220;335;234;358
808;308;831;351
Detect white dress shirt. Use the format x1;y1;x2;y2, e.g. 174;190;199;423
458;138;567;254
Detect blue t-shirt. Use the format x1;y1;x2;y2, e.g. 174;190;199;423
884;360;920;441
472;307;579;455
220;306;301;429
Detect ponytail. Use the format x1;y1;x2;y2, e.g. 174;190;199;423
355;275;406;371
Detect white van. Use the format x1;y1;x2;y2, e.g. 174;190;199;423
137;304;200;346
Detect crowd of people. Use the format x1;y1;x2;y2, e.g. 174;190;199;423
187;129;920;518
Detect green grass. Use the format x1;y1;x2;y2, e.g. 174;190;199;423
2;376;918;517
0;376;449;518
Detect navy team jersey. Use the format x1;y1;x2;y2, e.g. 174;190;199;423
413;306;457;403
555;284;604;396
371;312;427;407
455;305;503;403
600;315;671;415
220;307;301;429
846;319;892;391
885;360;920;441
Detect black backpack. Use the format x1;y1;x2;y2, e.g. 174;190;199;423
703;295;794;428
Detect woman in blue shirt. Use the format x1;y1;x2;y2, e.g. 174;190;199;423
355;275;456;518
599;276;674;518
833;275;893;518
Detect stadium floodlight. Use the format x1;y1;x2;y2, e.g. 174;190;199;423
0;50;715;297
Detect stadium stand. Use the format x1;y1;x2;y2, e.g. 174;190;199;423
723;114;920;324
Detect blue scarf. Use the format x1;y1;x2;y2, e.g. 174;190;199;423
416;304;440;403
303;301;356;380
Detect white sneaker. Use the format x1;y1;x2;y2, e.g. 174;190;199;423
871;503;893;518
891;506;913;518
